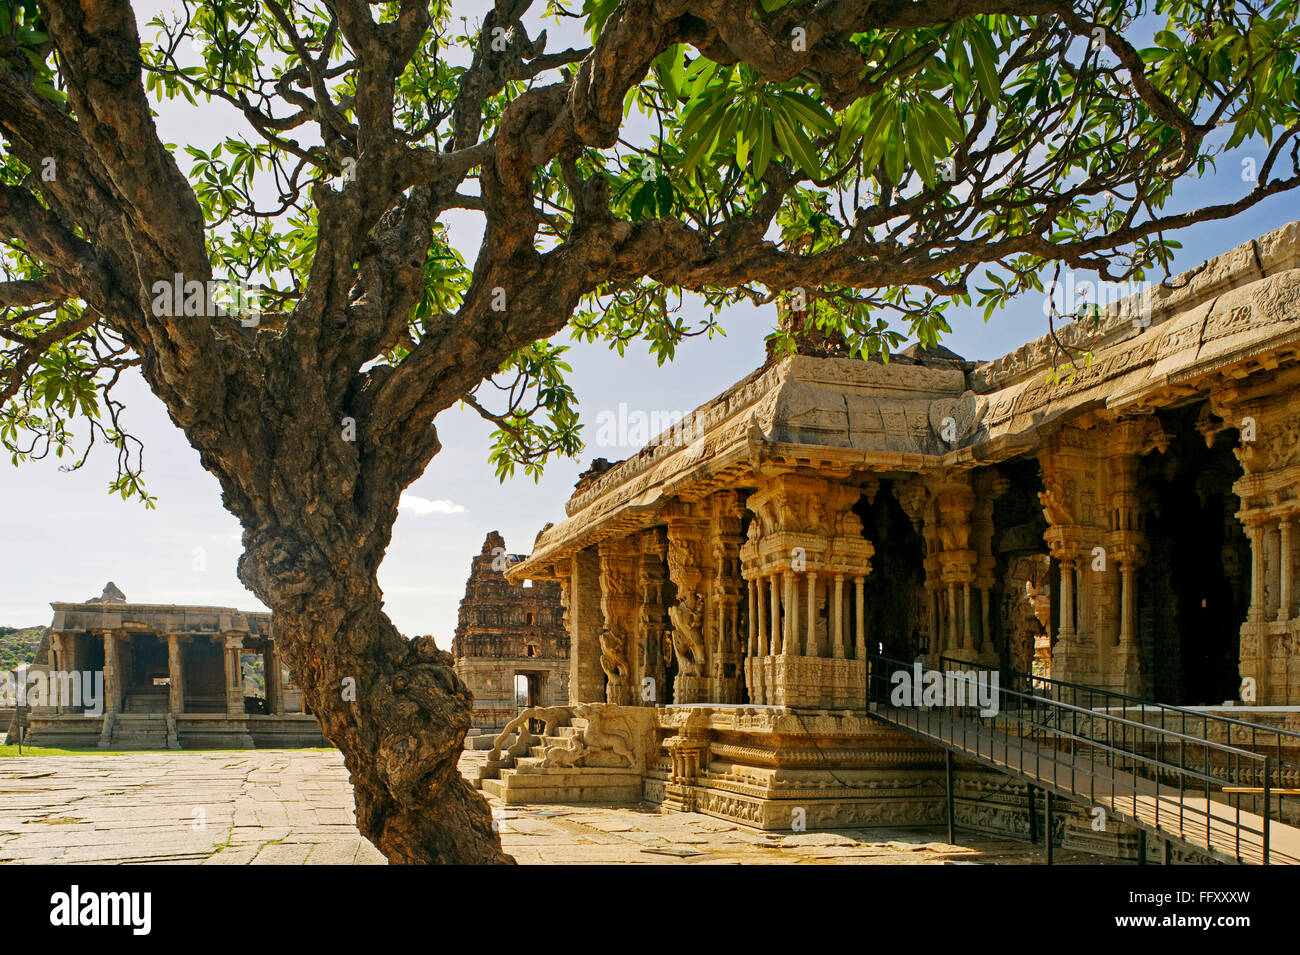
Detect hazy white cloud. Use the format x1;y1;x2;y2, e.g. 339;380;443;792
399;493;466;516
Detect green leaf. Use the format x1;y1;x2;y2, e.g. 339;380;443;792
682;101;731;176
753;112;774;178
968;26;1001;103
772;108;822;179
652;45;685;102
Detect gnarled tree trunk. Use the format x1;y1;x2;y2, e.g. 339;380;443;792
239;525;514;865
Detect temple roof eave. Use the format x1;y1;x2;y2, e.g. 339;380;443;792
510;224;1300;576
48;601;272;635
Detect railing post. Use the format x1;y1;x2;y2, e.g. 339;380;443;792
1205;747;1211;847
1045;790;1054;865
1263;755;1272;866
1028;784;1038;844
946;749;955;847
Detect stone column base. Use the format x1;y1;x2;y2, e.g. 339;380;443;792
673;674;709;703
755;655;866;709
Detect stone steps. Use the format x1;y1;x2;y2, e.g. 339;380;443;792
480;767;643;804
106;713;170;749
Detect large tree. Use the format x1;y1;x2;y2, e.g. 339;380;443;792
2;0;1298;862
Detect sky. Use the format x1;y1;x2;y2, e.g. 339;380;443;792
1;4;1296;646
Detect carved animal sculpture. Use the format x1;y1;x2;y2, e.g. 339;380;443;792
538;703;637;770
668;594;707;676
572;703;636;767
599;628;629;682
488;705;572;761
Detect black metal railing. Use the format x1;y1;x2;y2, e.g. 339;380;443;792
865;651;1282;864
937;654;1300;795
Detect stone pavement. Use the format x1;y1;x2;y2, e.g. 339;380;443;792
0;750;386;864
460;750;1112;864
0;749;1109;864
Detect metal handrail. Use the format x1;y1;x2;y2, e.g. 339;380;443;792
866;652;1277;864
939;653;1300;781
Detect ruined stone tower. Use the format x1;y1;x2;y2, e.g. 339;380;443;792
451;531;569;733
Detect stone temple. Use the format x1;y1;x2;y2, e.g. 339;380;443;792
474;223;1300;863
453;532;569;741
16;584;324;749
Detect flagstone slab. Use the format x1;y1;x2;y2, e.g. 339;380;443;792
0;749;1121;864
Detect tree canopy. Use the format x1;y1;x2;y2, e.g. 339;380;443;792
1;0;1298;862
4;0;1299;492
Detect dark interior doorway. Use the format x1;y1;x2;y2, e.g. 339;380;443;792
129;634;169;691
1139;404;1249;705
855;481;926;659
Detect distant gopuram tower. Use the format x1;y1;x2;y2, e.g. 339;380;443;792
451;532;569;733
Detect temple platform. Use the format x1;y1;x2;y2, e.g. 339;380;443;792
18;712;327;749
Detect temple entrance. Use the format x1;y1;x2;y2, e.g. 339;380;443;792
855;481;926;659
1138;403;1250;705
75;631;105;679
126;633;168;689
182;638;225;712
513;671;545;708
118;633;170;715
515;671;547;733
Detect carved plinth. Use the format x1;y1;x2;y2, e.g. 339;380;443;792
674;674;710;704
1113;644;1143;697
714;677;745;704
753;655;867;709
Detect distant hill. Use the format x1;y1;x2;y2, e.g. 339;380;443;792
0;626;47;671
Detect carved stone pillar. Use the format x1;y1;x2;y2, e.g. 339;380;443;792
98;629;118;747
709;492;747;703
1278;515;1293;623
1060;557;1076;636
570;547;605;704
745;578;760;703
1247;519;1268;622
224;634;245;717
739;473;874;709
769;577;780;655
1221;390;1300;704
805;571;818;657
1039;425;1110;687
1048;544;1096;685
1238;514;1272;702
784;571;797;658
166;633;184;716
972;471;1006;663
951;582;961;649
1110;544;1145;696
47;634;63;715
598;536;638;706
832;574;845;659
264;638;281;716
666;501;710;703
748;579;758;656
929;471;978;663
854;576;866;659
636;528;671;705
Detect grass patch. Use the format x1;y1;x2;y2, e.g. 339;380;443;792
0;745;135;757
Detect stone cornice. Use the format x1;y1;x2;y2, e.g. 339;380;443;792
509;223;1300;574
